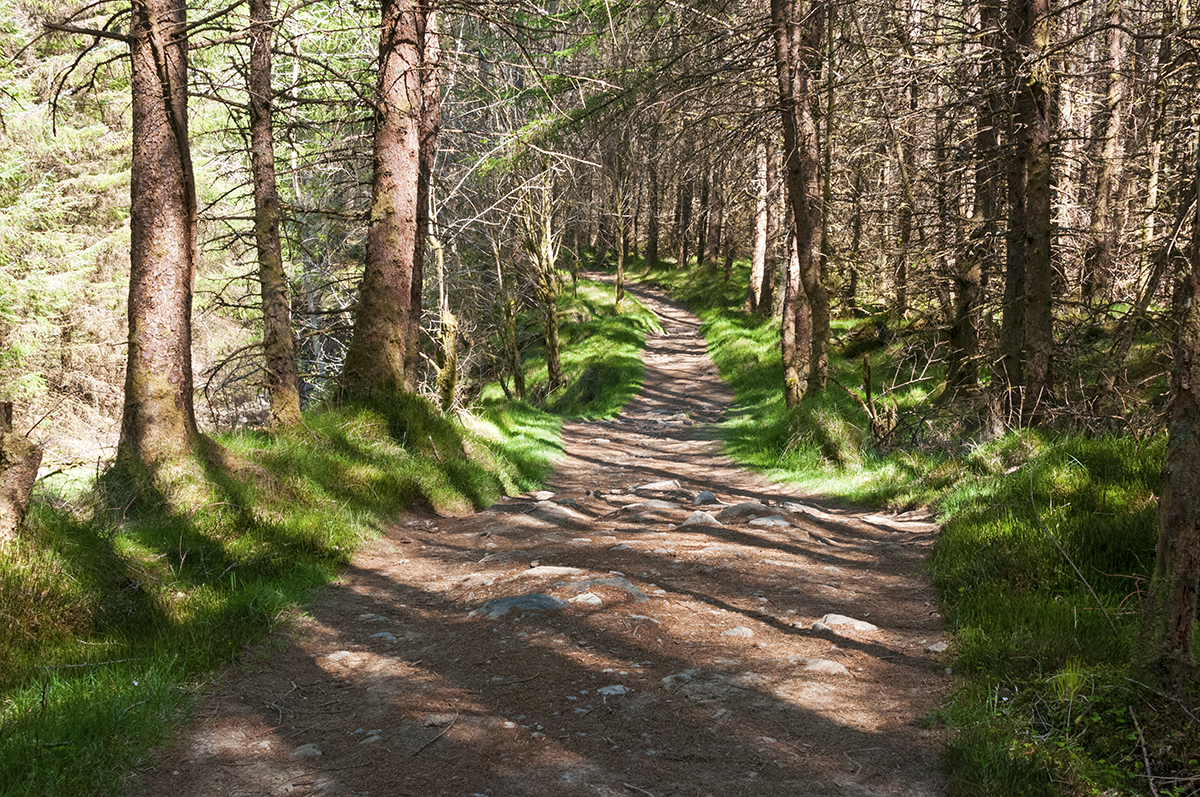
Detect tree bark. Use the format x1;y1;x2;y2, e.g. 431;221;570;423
117;0;201;471
746;139;771;313
780;232;810;408
0;406;42;546
1081;0;1123;307
646;135;660;270
999;0;1053;425
771;0;829;399
1018;0;1054;426
248;0;302;429
406;4;440;390
675;180;692;269
340;0;423;398
1134;137;1200;695
944;0;1002;398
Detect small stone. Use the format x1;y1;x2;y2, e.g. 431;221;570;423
748;515;792;528
597;685;631;696
470;593;570;619
529;501;588;524
532;490;555;501
927;641;949;653
721;626;754;638
293;744;322;758
370;632;397;642
635;479;682;492
693;491;720;505
326;650;353;662
424;714;455;727
681;510;722;527
817;614;878;632
568;592;604;606
610;543;633;551
518;565;587;578
811;621;832;632
563;576;649;602
715;502;775;521
790;657;850;676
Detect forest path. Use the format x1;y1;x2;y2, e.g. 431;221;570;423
135;281;950;797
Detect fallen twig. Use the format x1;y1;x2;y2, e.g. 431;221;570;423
410;708;459;757
623;783;657;797
1129;707;1160;797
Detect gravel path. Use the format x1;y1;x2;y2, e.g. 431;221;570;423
135;281;949;797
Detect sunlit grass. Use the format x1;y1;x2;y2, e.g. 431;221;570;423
0;278;648;796
638;258;1178;796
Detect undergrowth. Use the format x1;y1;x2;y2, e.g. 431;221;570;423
0;277;644;796
639;258;1198;797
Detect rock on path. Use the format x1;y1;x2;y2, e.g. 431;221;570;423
136;278;949;797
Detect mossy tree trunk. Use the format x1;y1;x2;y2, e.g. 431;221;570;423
521;175;564;394
407;5;440;389
1000;0;1054;426
117;0;202;472
248;0;302;430
341;0;434;398
772;0;829;400
1081;0;1123;307
675;180;692;270
1134;138;1200;696
0;405;42;546
780;234;811;408
645;130;661;271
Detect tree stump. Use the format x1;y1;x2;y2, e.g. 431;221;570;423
0;402;43;545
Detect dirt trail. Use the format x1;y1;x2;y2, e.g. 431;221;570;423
136;283;949;797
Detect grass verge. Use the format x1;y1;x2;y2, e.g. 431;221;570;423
639;258;1197;797
0;276;647;796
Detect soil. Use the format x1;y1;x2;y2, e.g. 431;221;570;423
134;282;951;797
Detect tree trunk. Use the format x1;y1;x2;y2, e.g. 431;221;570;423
406;5;441;390
495;245;525;401
646;138;660;270
771;0;829;399
945;0;1002;398
615;181;626;313
0;405;42;546
340;0;423;398
746;139;770;313
248;0;302;429
780;232;810;407
1134;137;1200;695
1018;0;1054;426
706;169;723;267
695;172;710;271
675;180;692;269
1081;0;1123;307
118;0;201;472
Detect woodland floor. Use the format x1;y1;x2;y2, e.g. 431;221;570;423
134;282;951;797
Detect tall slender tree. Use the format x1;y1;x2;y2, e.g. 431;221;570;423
248;0;302;428
340;0;434;398
771;0;829;403
1134;132;1200;695
117;0;202;471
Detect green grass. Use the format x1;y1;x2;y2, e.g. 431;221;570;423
0;278;646;796
637;258;1194;796
485;275;661;419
